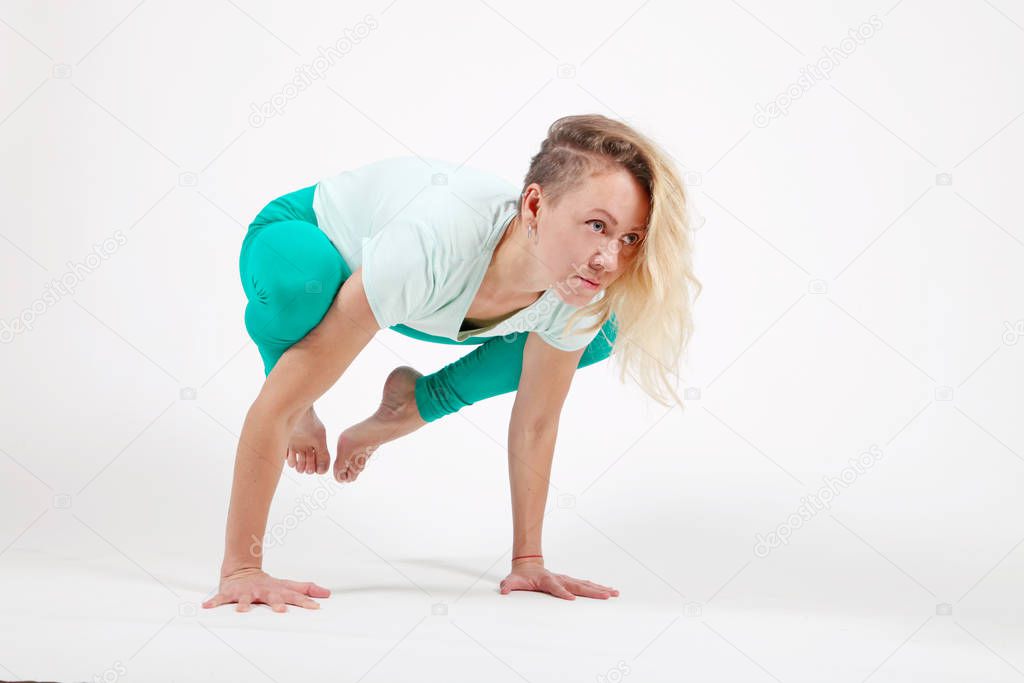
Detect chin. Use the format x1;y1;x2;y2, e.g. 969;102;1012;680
556;287;600;306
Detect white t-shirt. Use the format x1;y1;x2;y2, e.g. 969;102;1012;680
311;156;604;351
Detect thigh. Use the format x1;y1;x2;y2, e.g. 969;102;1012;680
241;218;350;292
240;218;350;363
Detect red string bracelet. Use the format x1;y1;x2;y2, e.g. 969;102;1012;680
512;554;543;561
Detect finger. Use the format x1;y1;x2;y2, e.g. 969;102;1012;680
305;449;317;474
284;590;320;609
562;574;613;591
236;595;252;612
267;592;287;613
565;580;611;599
542;576;575;600
282;580;331;598
499;575;527;594
202;593;228;609
286;450;297;468
578;578;620;597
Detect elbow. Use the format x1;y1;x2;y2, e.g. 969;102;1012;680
249;395;305;433
510;418;560;443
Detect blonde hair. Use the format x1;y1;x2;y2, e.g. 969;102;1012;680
518;114;702;408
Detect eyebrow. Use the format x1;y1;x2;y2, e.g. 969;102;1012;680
589;208;648;232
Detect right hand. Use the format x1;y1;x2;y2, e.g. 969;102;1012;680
202;568;331;612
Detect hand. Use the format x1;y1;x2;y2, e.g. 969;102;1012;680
499;561;620;600
202;567;331;612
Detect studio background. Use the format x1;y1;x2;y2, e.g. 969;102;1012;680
1;0;1022;681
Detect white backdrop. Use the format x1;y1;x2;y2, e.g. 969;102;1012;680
1;1;1022;681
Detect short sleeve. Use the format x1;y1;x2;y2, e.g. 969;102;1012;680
537;295;606;351
359;221;440;329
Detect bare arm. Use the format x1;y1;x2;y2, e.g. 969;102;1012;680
500;333;620;600
506;332;583;565
207;268;379;610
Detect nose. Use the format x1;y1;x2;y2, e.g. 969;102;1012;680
594;240;619;274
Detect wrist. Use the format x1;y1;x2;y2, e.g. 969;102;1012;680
220;558;262;580
221;534;266;578
511;553;544;568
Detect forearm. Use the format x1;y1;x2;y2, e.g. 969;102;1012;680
507;427;558;564
219;402;300;577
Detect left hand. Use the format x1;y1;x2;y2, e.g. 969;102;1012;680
499;562;620;600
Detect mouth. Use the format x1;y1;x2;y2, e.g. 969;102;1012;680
575;274;600;290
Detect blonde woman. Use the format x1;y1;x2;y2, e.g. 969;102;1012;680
203;114;701;612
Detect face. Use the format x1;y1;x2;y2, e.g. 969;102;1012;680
525;167;651;306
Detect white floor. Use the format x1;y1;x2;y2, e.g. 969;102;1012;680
2;400;1022;683
1;546;1021;682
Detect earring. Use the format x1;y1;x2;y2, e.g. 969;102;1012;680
527;222;538;244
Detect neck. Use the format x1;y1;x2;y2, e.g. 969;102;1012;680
482;214;549;302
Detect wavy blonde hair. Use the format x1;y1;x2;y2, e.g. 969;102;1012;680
518;114;702;408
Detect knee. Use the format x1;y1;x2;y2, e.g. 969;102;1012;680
248;223;342;305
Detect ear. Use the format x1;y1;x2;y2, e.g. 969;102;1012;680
521;183;543;223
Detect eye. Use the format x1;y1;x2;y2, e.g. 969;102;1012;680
589;220;642;247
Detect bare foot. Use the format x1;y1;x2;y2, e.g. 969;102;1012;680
334;366;428;483
286;406;330;475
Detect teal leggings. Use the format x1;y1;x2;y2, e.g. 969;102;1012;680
238;185;618;422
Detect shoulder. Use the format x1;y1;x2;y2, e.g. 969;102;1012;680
400;157;520;259
321;155;518;261
535;290;606;351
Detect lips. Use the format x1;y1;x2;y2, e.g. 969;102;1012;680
577;275;600;288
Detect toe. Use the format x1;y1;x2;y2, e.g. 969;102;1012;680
316;447;330;475
333;456;348;482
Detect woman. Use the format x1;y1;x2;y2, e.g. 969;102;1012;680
203;114;701;612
